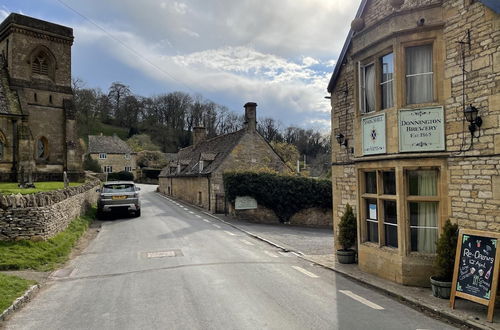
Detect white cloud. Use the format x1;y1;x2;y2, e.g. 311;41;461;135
0;9;9;20
180;27;199;38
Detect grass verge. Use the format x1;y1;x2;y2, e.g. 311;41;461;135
0;182;83;195
0;208;95;271
0;274;36;312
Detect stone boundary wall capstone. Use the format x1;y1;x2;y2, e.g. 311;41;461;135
0;180;100;241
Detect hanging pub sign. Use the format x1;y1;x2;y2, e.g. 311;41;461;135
399;107;445;152
362;113;386;155
450;229;500;322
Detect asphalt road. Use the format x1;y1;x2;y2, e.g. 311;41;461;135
5;184;457;330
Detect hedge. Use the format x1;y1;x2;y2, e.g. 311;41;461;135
223;172;332;222
107;171;134;181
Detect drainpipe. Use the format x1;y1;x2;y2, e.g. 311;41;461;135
207;175;211;212
11;119;17;175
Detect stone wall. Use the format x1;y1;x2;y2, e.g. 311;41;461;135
230;204;332;228
0;180;99;240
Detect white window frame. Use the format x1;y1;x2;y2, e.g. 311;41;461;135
124;154;131;160
380;53;394;110
104;165;113;173
125;166;132;172
359;62;375;114
99;153;107;159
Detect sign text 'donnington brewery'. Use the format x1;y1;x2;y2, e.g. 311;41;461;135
399;107;445;152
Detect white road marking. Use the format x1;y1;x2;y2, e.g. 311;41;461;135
264;251;278;258
240;239;254;246
189;211;195;214
339;290;384;310
292;266;319;278
203;219;211;223
224;231;236;236
195;215;202;218
213;224;221;229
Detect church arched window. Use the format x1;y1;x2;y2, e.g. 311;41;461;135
37;136;49;160
0;130;5;161
32;51;50;76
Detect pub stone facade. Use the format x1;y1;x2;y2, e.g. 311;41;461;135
0;13;83;182
158;102;291;213
328;0;500;286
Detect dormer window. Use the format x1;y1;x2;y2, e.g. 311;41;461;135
32;51;49;76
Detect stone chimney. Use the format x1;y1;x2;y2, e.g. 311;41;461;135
192;126;207;146
244;102;257;131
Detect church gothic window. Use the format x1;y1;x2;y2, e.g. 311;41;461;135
37;137;48;160
0;131;5;160
32;51;50;76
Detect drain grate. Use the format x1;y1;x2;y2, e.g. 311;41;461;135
143;249;183;259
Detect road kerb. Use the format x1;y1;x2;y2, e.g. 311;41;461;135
0;284;40;321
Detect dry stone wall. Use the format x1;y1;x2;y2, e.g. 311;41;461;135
0;180;99;240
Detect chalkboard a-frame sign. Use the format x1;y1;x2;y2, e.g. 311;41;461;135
450;229;500;322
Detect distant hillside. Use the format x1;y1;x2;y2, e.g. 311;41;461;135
78;122;129;145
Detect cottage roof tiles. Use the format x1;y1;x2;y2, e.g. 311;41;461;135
159;129;246;177
88;135;133;154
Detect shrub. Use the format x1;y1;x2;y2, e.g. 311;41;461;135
337;204;356;251
223;171;331;222
107;171;134;181
434;219;459;281
83;154;102;173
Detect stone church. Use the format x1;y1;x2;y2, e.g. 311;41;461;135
0;13;82;182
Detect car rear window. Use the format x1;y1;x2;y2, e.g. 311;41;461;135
103;184;135;193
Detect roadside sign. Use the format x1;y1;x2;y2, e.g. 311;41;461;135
450;229;500;322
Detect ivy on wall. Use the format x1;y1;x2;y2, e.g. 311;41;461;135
223;171;332;222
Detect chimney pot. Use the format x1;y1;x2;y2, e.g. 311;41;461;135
192;126;207;146
244;102;257;131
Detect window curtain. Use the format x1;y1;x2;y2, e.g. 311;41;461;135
406;45;433;104
416;171;438;253
365;65;375;112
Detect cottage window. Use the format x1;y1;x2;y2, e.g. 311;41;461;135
99;153;107;159
406;45;433;104
37;137;48;160
104;165;113;173
408;170;439;253
125;166;132;172
124;154;130;160
361;170;398;248
380;53;394;109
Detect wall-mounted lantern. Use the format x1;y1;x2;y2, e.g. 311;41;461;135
464;104;482;135
336;133;348;148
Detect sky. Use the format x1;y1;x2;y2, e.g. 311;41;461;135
0;0;359;131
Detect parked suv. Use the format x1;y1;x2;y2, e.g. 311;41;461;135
97;181;141;219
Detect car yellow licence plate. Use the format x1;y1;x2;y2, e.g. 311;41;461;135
112;195;127;200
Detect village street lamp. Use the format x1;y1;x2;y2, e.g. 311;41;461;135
336;133;348;148
464;104;482;135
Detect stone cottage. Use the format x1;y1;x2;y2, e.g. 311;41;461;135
328;0;500;286
88;134;137;176
158;102;291;213
0;13;83;182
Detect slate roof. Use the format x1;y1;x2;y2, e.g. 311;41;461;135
88;135;134;154
159;129;246;177
0;56;22;116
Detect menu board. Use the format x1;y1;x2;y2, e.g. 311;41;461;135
451;229;500;322
456;234;496;299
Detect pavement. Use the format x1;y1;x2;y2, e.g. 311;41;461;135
191;201;500;330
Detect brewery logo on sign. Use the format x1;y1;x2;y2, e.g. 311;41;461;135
362;114;386;155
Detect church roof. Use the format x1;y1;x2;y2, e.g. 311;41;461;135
159;129;246;177
88;135;134;154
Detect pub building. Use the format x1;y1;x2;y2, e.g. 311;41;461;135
328;0;500;286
